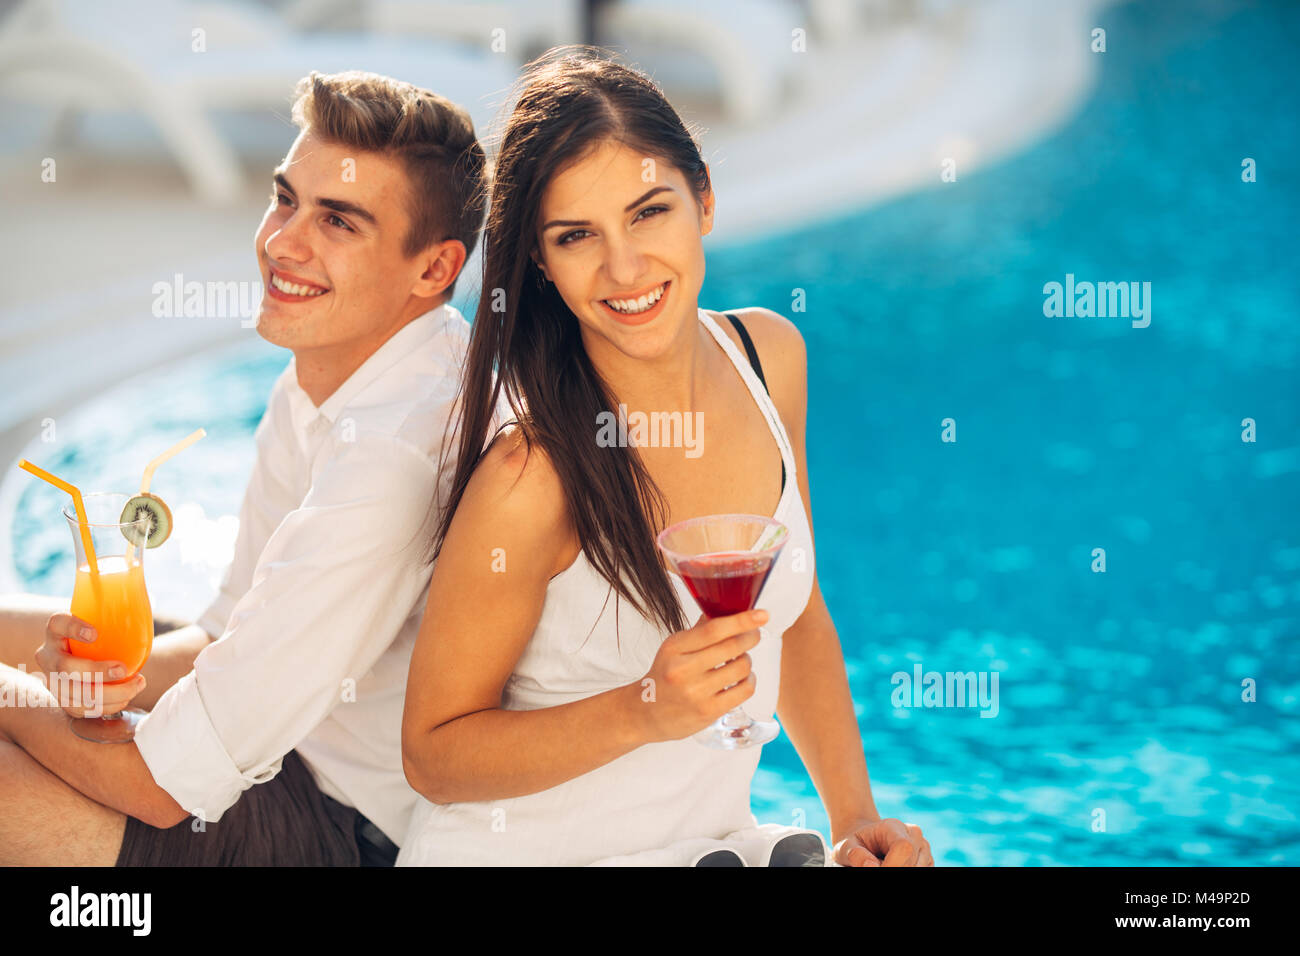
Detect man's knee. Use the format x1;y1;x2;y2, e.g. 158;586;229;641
0;737;127;866
0;594;64;671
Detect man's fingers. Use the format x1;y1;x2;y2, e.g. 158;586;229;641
48;613;96;643
49;672;144;711
42;655;127;680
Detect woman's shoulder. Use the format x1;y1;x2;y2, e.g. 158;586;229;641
727;305;804;353
708;306;807;420
460;425;574;566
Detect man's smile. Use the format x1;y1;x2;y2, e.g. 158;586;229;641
267;265;331;301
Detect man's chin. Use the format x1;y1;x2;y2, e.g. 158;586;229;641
251;304;298;348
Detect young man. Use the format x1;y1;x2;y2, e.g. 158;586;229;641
0;70;486;866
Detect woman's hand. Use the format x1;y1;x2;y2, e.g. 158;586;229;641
834;818;934;867
34;613;146;718
634;608;768;743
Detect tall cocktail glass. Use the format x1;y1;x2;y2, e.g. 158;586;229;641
61;493;154;743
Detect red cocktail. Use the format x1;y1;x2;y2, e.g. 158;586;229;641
677;552;778;618
657;514;788;750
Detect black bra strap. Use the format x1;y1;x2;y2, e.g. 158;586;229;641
723;312;786;492
725;313;769;392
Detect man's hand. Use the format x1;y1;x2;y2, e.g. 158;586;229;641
34;613;146;718
834;818;934;867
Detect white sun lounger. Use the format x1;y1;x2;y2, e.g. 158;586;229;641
595;0;801;126
0;0;517;203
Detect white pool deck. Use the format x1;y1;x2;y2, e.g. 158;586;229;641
0;0;1115;590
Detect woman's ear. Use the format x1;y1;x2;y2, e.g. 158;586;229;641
530;248;549;281
700;165;716;237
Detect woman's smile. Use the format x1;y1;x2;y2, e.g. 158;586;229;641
597;279;671;326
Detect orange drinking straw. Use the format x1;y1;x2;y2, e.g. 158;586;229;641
18;460;99;575
139;428;205;493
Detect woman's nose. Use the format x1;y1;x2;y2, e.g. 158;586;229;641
603;233;647;288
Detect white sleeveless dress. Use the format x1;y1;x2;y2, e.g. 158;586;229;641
397;309;823;866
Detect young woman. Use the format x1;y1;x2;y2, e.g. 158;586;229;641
397;49;933;867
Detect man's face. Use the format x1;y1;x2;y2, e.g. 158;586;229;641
252;128;429;352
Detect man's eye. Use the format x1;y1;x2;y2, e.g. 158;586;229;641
327;214;352;231
273;191;292;206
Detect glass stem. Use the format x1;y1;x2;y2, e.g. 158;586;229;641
720;706;752;728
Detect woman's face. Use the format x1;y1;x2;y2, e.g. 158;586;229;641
534;139;714;362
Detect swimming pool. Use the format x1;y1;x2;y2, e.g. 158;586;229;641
9;0;1297;865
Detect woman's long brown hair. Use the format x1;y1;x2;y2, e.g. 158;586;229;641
427;48;713;636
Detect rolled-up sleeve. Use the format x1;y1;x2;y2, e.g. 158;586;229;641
134;435;439;821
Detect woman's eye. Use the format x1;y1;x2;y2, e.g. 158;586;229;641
558;229;590;245
636;205;668;221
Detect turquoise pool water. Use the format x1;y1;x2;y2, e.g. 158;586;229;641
10;0;1297;864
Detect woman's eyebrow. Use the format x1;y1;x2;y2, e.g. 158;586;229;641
541;185;674;231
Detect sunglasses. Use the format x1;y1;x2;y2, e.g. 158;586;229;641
691;832;826;867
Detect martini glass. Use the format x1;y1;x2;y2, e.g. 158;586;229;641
657;514;788;750
61;493;155;743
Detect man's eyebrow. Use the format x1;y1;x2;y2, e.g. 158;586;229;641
272;171;378;227
541;185;674;232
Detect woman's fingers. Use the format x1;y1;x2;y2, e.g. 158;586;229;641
675;609;768;654
693;627;762;673
704;651;753;695
714;672;757;710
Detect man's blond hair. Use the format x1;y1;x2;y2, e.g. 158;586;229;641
291;71;487;297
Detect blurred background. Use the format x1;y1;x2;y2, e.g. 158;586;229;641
1;0;1296;865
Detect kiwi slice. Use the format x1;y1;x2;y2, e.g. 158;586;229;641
120;493;173;548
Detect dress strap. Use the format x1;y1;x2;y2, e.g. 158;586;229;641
697;309;795;490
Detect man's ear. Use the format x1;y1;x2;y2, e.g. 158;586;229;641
411;239;467;300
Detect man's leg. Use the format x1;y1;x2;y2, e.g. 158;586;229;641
0;729;126;866
0;594;65;674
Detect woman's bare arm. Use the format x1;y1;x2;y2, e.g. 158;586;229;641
401;426;767;804
733;308;883;842
400;432;649;802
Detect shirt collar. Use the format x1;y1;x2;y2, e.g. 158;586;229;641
283;306;449;437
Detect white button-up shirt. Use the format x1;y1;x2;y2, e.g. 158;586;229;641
135;304;472;845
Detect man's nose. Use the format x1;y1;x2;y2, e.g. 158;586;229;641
264;210;312;263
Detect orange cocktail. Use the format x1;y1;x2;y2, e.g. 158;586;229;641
22;448;195;745
59;492;157;742
69;555;152;679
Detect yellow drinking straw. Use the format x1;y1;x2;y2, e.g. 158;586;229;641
18;460;99;576
139;428;206;494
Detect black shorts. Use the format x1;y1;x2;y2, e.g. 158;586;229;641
115;750;398;867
